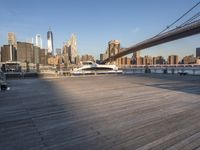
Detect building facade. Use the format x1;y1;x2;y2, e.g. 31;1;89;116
7;32;17;61
119;57;132;65
196;58;200;64
100;53;108;62
100;54;104;62
81;54;95;62
67;34;78;64
33;46;40;64
153;56;165;65
196;48;200;58
62;44;70;66
143;56;153;65
182;55;196;64
168;55;179;64
1;45;10;62
132;51;141;65
1;45;17;62
39;49;47;65
17;42;34;63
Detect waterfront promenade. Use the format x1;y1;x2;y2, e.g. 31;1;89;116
0;74;200;150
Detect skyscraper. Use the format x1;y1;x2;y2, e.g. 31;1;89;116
8;32;16;45
7;32;17;61
196;48;200;58
56;48;62;55
47;28;54;55
68;34;78;63
35;34;42;48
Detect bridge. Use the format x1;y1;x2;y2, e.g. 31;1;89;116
103;20;200;62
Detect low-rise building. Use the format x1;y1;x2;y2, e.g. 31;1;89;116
153;56;165;65
39;49;47;65
182;55;196;64
81;54;95;62
168;55;178;64
196;58;200;64
143;55;153;65
1;45;17;62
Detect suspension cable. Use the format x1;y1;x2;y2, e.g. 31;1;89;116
156;1;200;36
180;11;200;27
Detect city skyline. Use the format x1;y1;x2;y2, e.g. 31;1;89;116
0;0;200;59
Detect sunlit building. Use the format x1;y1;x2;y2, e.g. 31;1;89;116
132;51;141;65
35;34;42;48
39;49;47;65
182;55;196;64
8;32;16;46
153;56;165;64
81;54;95;62
168;55;179;64
143;55;153;65
196;58;200;64
1;45;17;62
47;55;63;66
33;46;40;64
7;32;17;61
68;34;78;63
119;57;131;65
1;45;11;62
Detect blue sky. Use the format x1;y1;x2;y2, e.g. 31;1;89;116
0;0;200;59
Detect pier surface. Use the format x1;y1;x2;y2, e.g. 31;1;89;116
1;74;200;150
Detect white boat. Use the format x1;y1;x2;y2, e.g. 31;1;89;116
71;61;123;75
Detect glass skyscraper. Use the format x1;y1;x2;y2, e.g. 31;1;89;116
47;28;54;55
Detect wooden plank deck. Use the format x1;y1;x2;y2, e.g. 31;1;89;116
0;74;200;150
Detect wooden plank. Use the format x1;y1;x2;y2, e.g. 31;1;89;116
0;74;200;149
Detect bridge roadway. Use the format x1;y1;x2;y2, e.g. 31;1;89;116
0;74;200;150
104;20;200;62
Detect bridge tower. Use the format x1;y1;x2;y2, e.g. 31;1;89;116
108;40;120;64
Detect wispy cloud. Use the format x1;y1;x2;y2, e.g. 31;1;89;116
131;27;140;34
